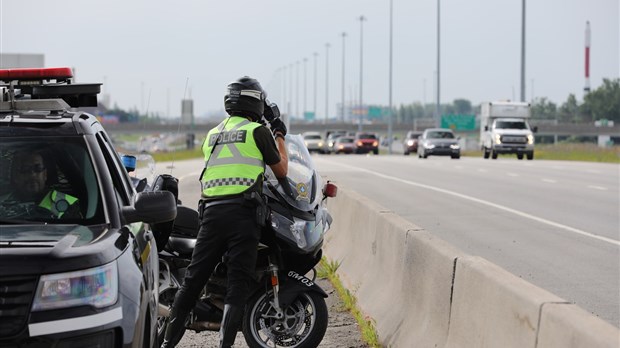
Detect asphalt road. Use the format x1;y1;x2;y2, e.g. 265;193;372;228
312;153;620;328
157;154;620;329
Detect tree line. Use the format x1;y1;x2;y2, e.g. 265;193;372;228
394;78;619;124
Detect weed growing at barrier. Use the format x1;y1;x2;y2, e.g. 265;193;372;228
318;257;381;348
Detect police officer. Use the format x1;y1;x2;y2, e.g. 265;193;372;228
162;76;288;348
1;150;81;219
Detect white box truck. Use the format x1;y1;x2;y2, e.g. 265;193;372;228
480;101;537;160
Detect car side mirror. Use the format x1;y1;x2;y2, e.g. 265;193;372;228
484;125;489;131
532;126;538;133
122;191;177;224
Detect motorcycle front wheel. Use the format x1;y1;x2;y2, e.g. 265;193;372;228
243;291;328;348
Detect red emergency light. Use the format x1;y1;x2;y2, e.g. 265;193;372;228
0;67;73;81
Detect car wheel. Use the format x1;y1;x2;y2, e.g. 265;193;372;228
517;153;524;160
527;151;534;160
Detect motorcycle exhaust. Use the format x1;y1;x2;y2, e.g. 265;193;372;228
158;303;170;317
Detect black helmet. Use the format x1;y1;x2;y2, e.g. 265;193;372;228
224;76;266;121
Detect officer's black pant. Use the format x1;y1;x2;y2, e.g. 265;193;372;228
163;203;260;345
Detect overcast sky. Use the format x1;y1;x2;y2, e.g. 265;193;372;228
1;0;618;119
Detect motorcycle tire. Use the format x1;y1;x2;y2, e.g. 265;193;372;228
242;291;328;348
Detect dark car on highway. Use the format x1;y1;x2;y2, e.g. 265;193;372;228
402;131;423;155
354;132;379;154
418;128;461;159
0;67;177;347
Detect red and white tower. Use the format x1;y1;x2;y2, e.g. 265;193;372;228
584;21;591;94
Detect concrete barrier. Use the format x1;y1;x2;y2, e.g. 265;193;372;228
323;188;620;347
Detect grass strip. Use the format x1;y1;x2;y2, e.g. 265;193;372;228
317;258;382;348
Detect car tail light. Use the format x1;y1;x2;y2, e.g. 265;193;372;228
323;182;338;198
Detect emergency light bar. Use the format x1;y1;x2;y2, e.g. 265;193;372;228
0;67;100;108
0;67;73;82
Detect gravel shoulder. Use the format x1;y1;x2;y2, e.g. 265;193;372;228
176;278;369;347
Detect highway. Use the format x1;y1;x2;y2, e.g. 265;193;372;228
158;155;620;328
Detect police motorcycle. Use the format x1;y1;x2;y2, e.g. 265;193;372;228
151;129;338;346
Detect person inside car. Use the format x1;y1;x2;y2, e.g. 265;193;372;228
0;149;81;219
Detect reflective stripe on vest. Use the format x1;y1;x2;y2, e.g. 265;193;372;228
201;116;265;197
39;190;79;218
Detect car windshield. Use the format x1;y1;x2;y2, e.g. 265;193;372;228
0;138;104;225
427;131;455;139
495;120;528;129
304;134;322;140
339;138;354;143
358;133;377;139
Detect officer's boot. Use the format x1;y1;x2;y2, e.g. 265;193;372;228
219;304;244;348
160;305;189;348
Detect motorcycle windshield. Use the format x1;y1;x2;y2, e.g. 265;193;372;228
264;134;323;213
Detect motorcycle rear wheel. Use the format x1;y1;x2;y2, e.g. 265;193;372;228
243;291;328;348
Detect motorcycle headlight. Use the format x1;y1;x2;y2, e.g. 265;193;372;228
32;262;118;311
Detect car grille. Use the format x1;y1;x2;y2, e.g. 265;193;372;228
501;135;527;144
0;276;38;337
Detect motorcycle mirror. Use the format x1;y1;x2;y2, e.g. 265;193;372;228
323;182;338;198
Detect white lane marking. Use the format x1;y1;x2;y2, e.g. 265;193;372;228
325;160;620;247
587;185;608;191
542;178;557;183
29;307;123;336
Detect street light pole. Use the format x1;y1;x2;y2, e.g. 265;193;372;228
325;43;330;123
313;52;319;124
388;0;394;154
303;57;308;119
435;0;441;127
520;0;526;102
358;15;367;132
296;60;300;120
341;32;347;123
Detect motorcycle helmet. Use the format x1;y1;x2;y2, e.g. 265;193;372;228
224;76;266;122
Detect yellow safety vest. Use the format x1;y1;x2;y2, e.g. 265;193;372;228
200;116;265;198
38;190;79;218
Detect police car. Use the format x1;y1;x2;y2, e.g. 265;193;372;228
0;67;177;347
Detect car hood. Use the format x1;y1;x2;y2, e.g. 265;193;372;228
493;129;532;135
424;138;459;145
0;224;126;276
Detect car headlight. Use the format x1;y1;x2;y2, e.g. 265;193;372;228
450;144;460;149
407;140;414;146
425;142;435;149
32;262;118;311
318;142;324;147
527;134;534;145
372;141;378;147
494;134;502;144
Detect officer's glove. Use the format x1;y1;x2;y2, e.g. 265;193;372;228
270;118;287;138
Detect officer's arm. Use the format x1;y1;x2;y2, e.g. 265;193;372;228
269;136;288;178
